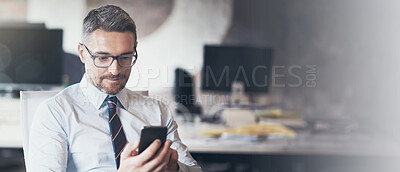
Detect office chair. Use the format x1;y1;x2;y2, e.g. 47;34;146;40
174;68;202;115
20;90;58;166
20;90;148;167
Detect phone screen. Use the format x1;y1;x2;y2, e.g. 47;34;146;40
138;126;167;154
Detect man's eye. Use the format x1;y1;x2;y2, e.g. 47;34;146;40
98;56;110;61
119;56;132;60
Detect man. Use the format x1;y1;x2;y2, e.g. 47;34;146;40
28;5;202;172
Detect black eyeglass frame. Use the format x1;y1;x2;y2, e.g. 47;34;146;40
80;43;138;68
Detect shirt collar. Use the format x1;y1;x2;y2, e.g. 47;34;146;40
79;74;129;110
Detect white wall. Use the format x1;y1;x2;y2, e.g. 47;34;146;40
127;0;233;92
25;0;233;93
26;0;86;54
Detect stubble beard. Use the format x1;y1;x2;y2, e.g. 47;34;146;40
92;74;128;95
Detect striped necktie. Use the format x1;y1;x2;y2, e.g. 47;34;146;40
106;96;127;169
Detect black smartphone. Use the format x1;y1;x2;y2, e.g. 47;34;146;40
138;126;167;154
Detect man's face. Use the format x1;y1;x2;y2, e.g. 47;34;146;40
78;29;136;95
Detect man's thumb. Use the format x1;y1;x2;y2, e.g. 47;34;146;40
121;142;139;160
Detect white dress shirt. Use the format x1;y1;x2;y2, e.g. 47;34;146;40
28;76;202;172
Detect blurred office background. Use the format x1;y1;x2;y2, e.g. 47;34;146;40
1;0;400;171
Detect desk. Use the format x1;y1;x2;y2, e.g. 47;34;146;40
0;98;22;148
176;119;400;156
4;96;398;156
2;98;400;171
177;120;400;172
182;133;400;156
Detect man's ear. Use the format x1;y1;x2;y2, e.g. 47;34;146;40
135;41;138;48
78;43;85;64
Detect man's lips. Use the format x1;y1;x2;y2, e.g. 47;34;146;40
102;75;125;82
107;78;119;81
104;78;122;84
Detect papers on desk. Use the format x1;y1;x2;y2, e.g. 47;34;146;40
220;133;260;141
255;108;307;129
201;122;296;141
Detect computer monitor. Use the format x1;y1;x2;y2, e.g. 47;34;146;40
0;28;63;91
201;45;272;93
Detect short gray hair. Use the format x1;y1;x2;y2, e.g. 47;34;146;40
82;5;137;44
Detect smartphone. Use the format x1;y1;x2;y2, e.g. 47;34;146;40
138;126;167;154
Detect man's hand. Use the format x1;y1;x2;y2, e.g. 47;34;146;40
117;139;179;172
165;146;178;172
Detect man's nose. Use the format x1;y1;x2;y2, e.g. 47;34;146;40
107;59;120;75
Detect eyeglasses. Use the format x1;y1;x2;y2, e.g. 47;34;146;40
81;43;138;68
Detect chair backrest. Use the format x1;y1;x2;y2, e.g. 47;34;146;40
20;90;58;165
20;90;148;166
